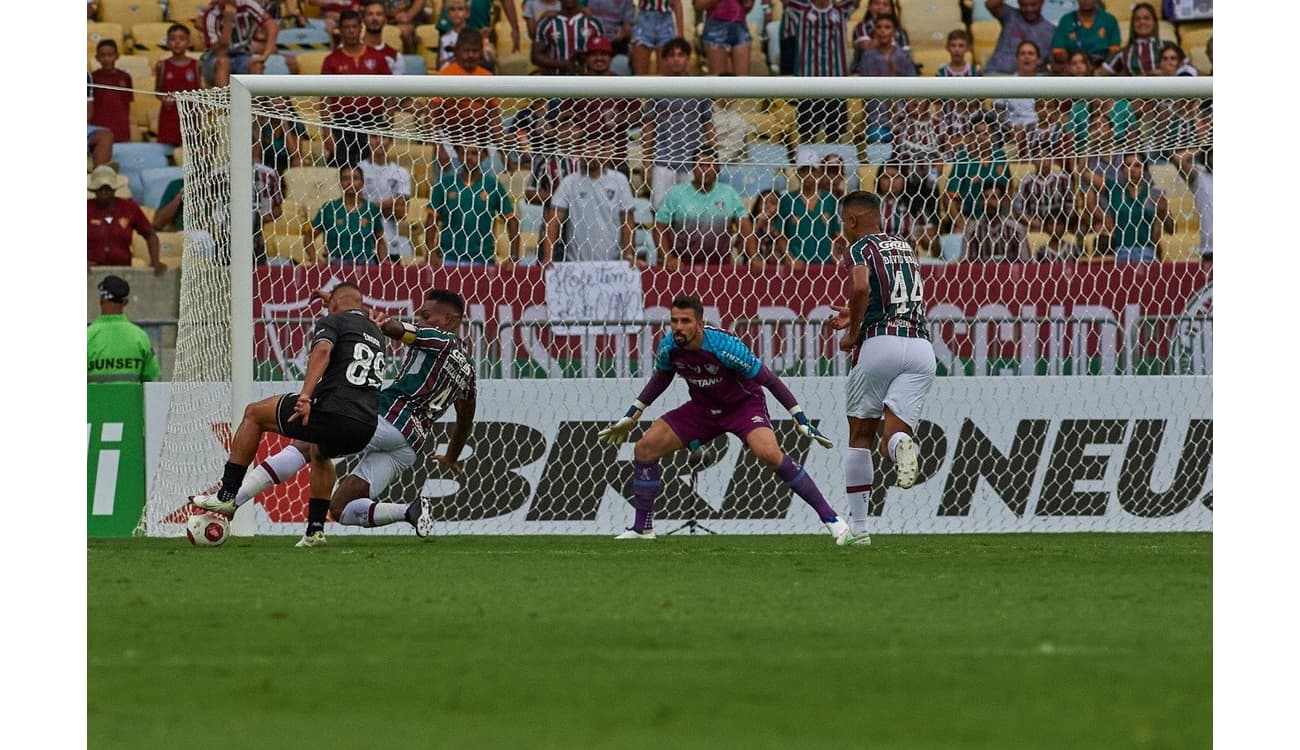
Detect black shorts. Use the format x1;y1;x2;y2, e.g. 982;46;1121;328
275;393;377;459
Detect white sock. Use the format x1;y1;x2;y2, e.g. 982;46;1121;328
846;447;874;534
338;498;408;527
887;432;910;462
235;445;307;506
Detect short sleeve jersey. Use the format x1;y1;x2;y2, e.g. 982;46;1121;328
778;190;840;263
1051;10;1122;61
379;327;478;453
427;171;514;263
844;233;930;342
308;309;385;424
654;327;765;407
199;0;271;55
312;199;386;264
88;198;153;267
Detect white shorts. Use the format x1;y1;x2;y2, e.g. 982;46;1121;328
845;336;937;428
349;416;417;496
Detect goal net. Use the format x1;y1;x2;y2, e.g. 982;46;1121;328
139;75;1212;537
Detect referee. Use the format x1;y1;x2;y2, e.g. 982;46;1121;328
88;275;161;383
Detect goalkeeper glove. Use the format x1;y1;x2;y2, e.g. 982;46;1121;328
790;406;834;449
597;401;646;445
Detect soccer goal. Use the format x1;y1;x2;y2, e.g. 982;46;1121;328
138;73;1213;538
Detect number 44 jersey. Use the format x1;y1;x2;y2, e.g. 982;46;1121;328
844;233;931;342
310;309;386;425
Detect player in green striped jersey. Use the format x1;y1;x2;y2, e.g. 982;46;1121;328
225;289;477;547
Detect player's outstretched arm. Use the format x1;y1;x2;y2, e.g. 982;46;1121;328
437;395;477;473
752;365;834;449
597;368;675;445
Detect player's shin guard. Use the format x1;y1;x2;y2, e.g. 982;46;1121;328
337;498;407;527
845;447;874;535
236;446;307;506
631;460;661;532
776;455;839;523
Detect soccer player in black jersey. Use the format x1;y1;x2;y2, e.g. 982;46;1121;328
191;283;386;542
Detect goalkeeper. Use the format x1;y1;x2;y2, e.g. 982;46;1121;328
598;295;863;545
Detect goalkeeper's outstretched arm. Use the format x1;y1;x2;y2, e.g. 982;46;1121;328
597;369;675;445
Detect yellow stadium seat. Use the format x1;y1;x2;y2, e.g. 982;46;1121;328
1178;22;1212;54
911;47;953;77
283;166;344;221
155;230;186;264
969;19;1000;65
131;20;205;60
166;0;209;24
897;0;965;46
415;24;442;71
1158;21;1177;46
1148;162;1198;234
116;53;154;86
89;22;127;54
98;0;165;35
292;51;330;76
382;24;403;52
1160;231;1201;262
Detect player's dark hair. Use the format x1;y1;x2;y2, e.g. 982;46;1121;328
426;289;466;317
339;9;363;25
333;281;361;296
671;296;705;320
662;37;692;57
167;23;191;37
840;191;882;214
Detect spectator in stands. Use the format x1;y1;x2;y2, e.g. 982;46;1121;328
532;0;607;74
892;98;945;180
1050;0;1120;72
936;28;980;77
435;0;493;70
88;0;99;19
1013;155;1077;238
711;83;756;165
525;118;583;250
553;38;641;172
586;0;636;61
784;0;857;142
641;38;714;209
1155;41;1198;77
87;74;114;168
306;1;361;43
746;189;793;268
88;165;166;275
654;146;752;269
1171;147;1212;260
322;9;397;167
155;25;203;148
375;1;431;55
248;22;299;74
945;111;1011;232
259;111;306;175
876;161;938;257
1086;152;1174;262
90;40;134;145
543;137;639;265
982;0;1054;76
358;133;414;262
308;165;389;264
199;0;278;87
993;41;1043;136
435;0;522;55
855;14;917;142
818;153;849;200
362;1;407;73
630;0;685;76
88;275;163;384
1100;2;1163;77
523;0;562;40
778;148;840;268
697;0;754;76
425;145;521;266
852;0;913;71
431;28;502;172
961;180;1031;262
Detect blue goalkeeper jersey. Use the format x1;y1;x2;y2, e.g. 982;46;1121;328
654;327;765;407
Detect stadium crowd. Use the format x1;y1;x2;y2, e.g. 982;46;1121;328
87;0;1213;270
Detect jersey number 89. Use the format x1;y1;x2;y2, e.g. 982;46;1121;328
345;343;385;388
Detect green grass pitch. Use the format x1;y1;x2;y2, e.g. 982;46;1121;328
88;533;1211;749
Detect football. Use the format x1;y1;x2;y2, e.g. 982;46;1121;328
187;511;230;547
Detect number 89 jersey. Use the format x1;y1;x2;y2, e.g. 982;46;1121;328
309;309;385;425
844;233;930;342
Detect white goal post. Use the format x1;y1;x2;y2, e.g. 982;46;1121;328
140;73;1212;538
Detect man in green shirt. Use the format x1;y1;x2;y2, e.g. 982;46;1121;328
425;145;520;266
88;275;162;383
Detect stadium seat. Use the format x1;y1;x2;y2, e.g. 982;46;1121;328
911;46;952;77
745;142;791;168
1178;22;1212;56
381;25;404;52
632;196;654;227
115;53;154;86
897;0;965;46
139;166;184;209
165;0;208;24
88;22;127;54
1148;162;1198;234
277;26;332;53
969;19;1000;65
795;142;860;174
401;54;427;75
414;24;442;72
718;164;784;198
155;230;185;267
516;201;544;236
1160;231;1201;262
98;0;165;35
291;51;330;76
112;142;173;197
283;166;344;219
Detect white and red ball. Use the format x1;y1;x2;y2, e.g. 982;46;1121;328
186;510;230;547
